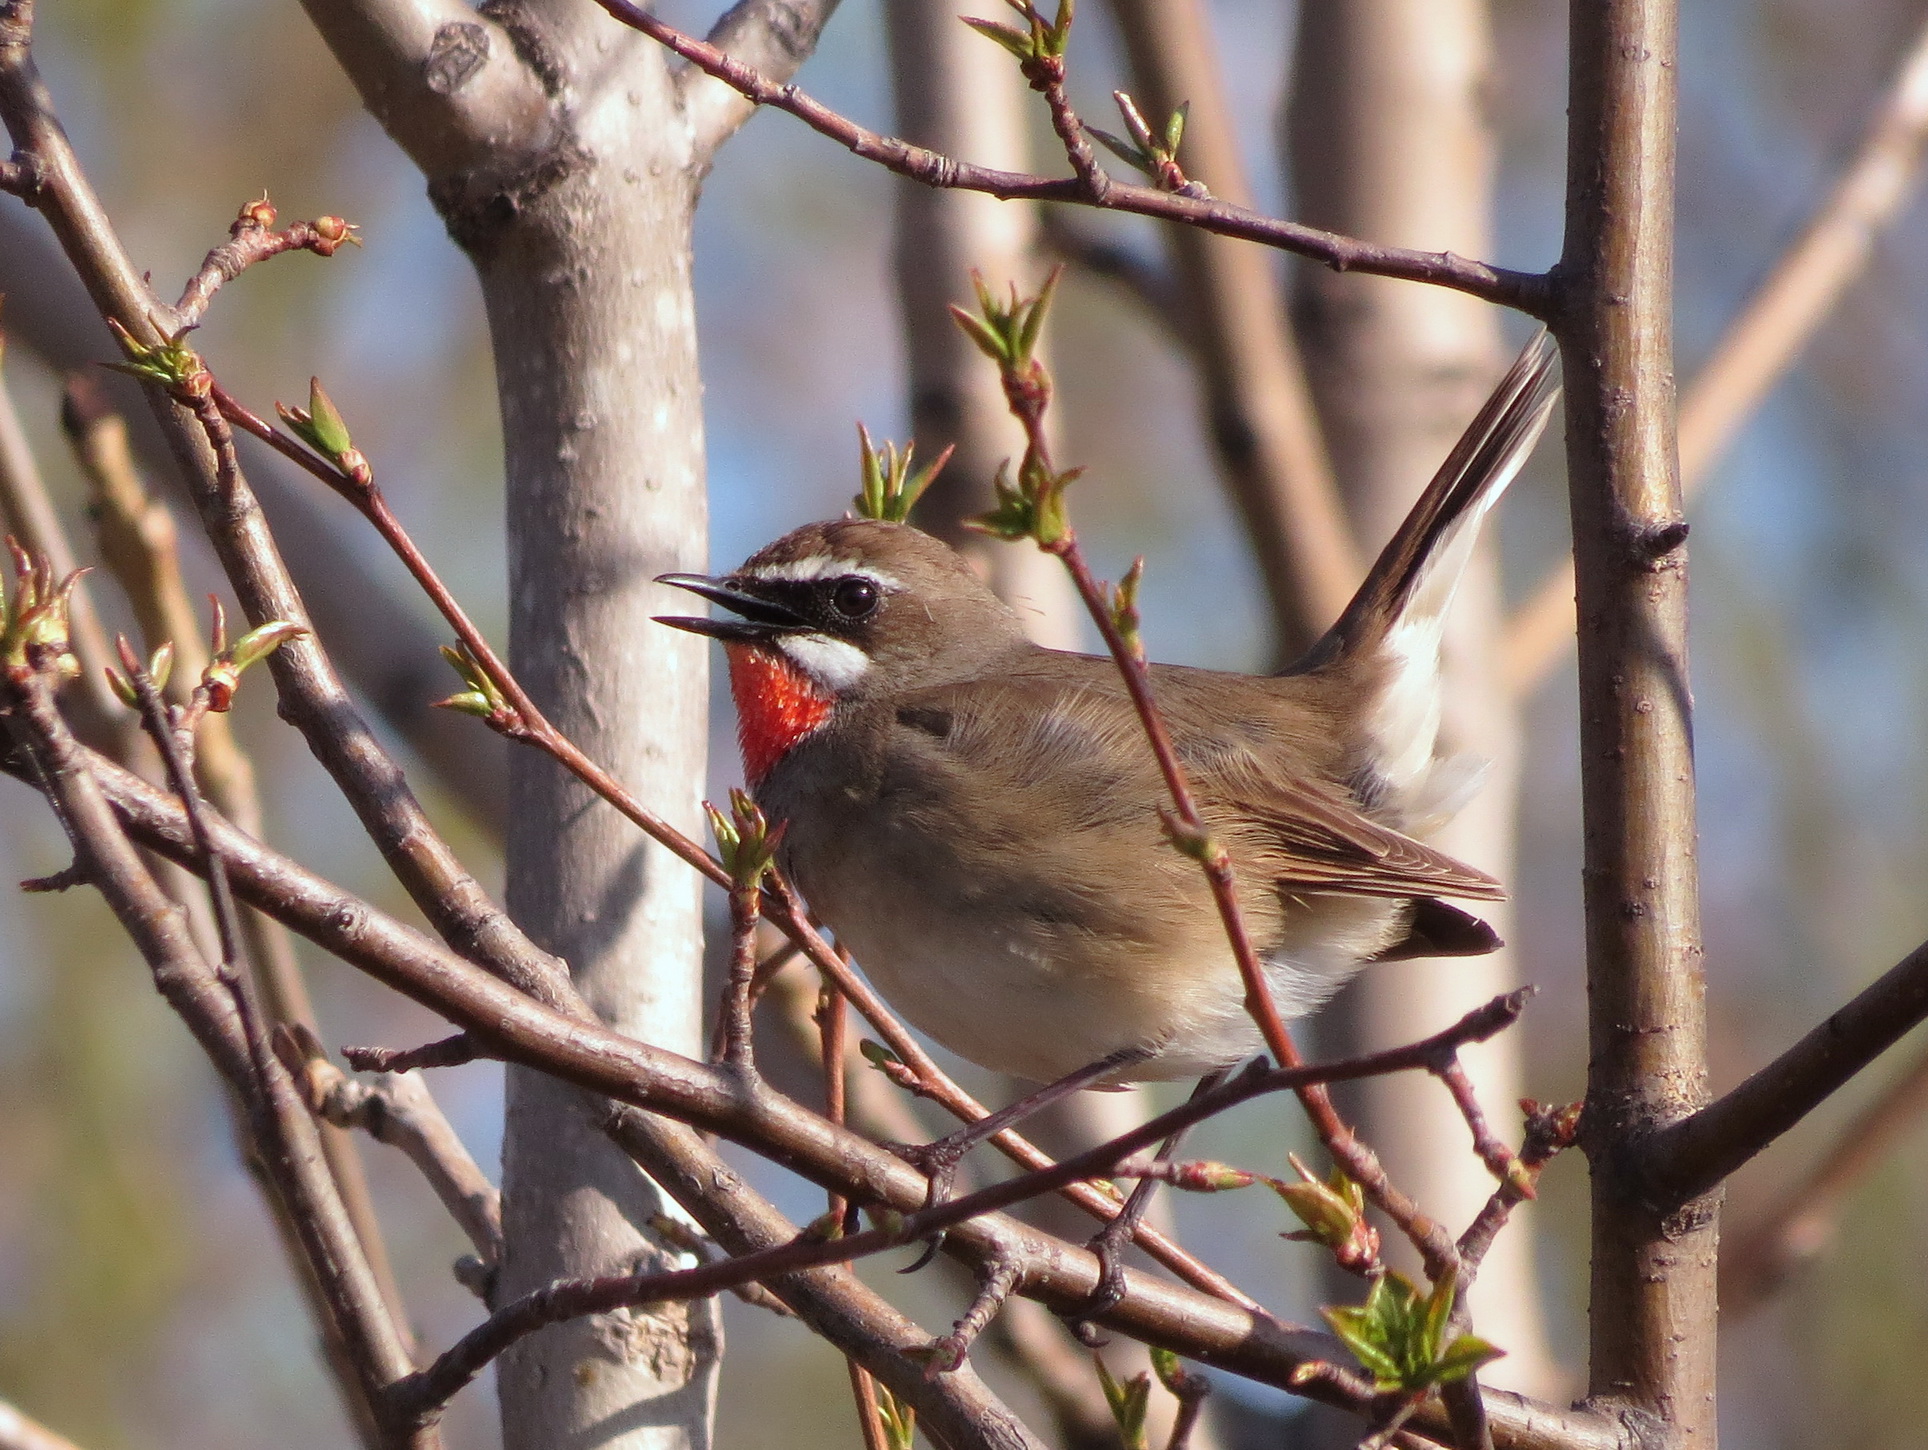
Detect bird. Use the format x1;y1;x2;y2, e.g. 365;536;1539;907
657;332;1557;1139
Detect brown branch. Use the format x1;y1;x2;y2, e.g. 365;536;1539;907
398;999;1525;1415
0;354;130;736
1720;1035;1928;1316
608;1109;1052;1450
1557;0;1715;1436
1636;936;1928;1209
984;296;1464;1281
221;368;1262;1311
61;373;398;1306
1504;8;1928;696
684;0;845;159
279;1021;504;1276
8;738;1620;1450
1458;1101;1583;1280
591;0;1549;315
0;662;426;1448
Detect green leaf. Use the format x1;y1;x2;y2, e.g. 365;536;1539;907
1164;101;1189;156
1014;266;1061;365
858;1038;900;1069
1086;125;1151;173
875;1381;917;1450
1432;1334;1505;1384
948;303;1010;364
852;424;950;524
960;15;1034;61
1093;1357;1151;1450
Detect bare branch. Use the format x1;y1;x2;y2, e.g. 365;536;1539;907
1558;0;1716;1434
280;1023;504;1276
685;0;843;159
8;737;1622;1449
1637;936;1928;1209
0;664;425;1447
0;210;506;830
610;1110;1053;1450
174;198;360;328
0;355;129;735
590;0;1550;314
1505;9;1928;696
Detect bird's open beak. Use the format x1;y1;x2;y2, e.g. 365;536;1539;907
654;573;809;642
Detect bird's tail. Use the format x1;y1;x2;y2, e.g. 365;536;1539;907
1302;331;1561;799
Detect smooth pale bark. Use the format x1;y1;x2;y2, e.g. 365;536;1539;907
1285;0;1561;1400
298;0;829;1444
477;18;718;1450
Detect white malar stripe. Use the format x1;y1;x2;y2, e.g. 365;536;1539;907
777;633;871;691
744;556;904;589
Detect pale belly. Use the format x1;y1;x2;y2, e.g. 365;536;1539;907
825;892;1402;1085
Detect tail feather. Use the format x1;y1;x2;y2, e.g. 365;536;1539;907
1300;331;1561;799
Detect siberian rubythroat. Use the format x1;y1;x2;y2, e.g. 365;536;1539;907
658;334;1558;1093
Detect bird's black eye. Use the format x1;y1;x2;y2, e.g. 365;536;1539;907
829;576;879;620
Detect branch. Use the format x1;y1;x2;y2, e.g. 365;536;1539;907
0;662;424;1446
397;1000;1526;1415
1558;0;1714;1432
174;198;359;327
591;0;1549;315
1637;936;1928;1208
0;350;131;737
279;1021;504;1278
0;207;506;830
1504;7;1928;695
293;0;549;179
1722;1035;1928;1316
684;0;843;159
608;1109;1052;1450
220;370;1266;1313
7;735;1622;1449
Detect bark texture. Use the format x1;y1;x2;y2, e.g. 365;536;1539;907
1558;0;1715;1440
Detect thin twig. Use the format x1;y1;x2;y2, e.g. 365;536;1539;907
984;298;1466;1279
393;995;1523;1415
60;373;410;1326
174;195;358;328
591;0;1548;315
279;1022;504;1276
218;370;1259;1309
0;662;426;1446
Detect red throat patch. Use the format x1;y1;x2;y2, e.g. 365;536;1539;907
725;642;835;787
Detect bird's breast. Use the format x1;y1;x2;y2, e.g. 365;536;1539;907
724;642;835;787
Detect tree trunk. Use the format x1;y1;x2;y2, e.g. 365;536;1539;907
1558;0;1716;1439
477;26;719;1450
1285;0;1561;1399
